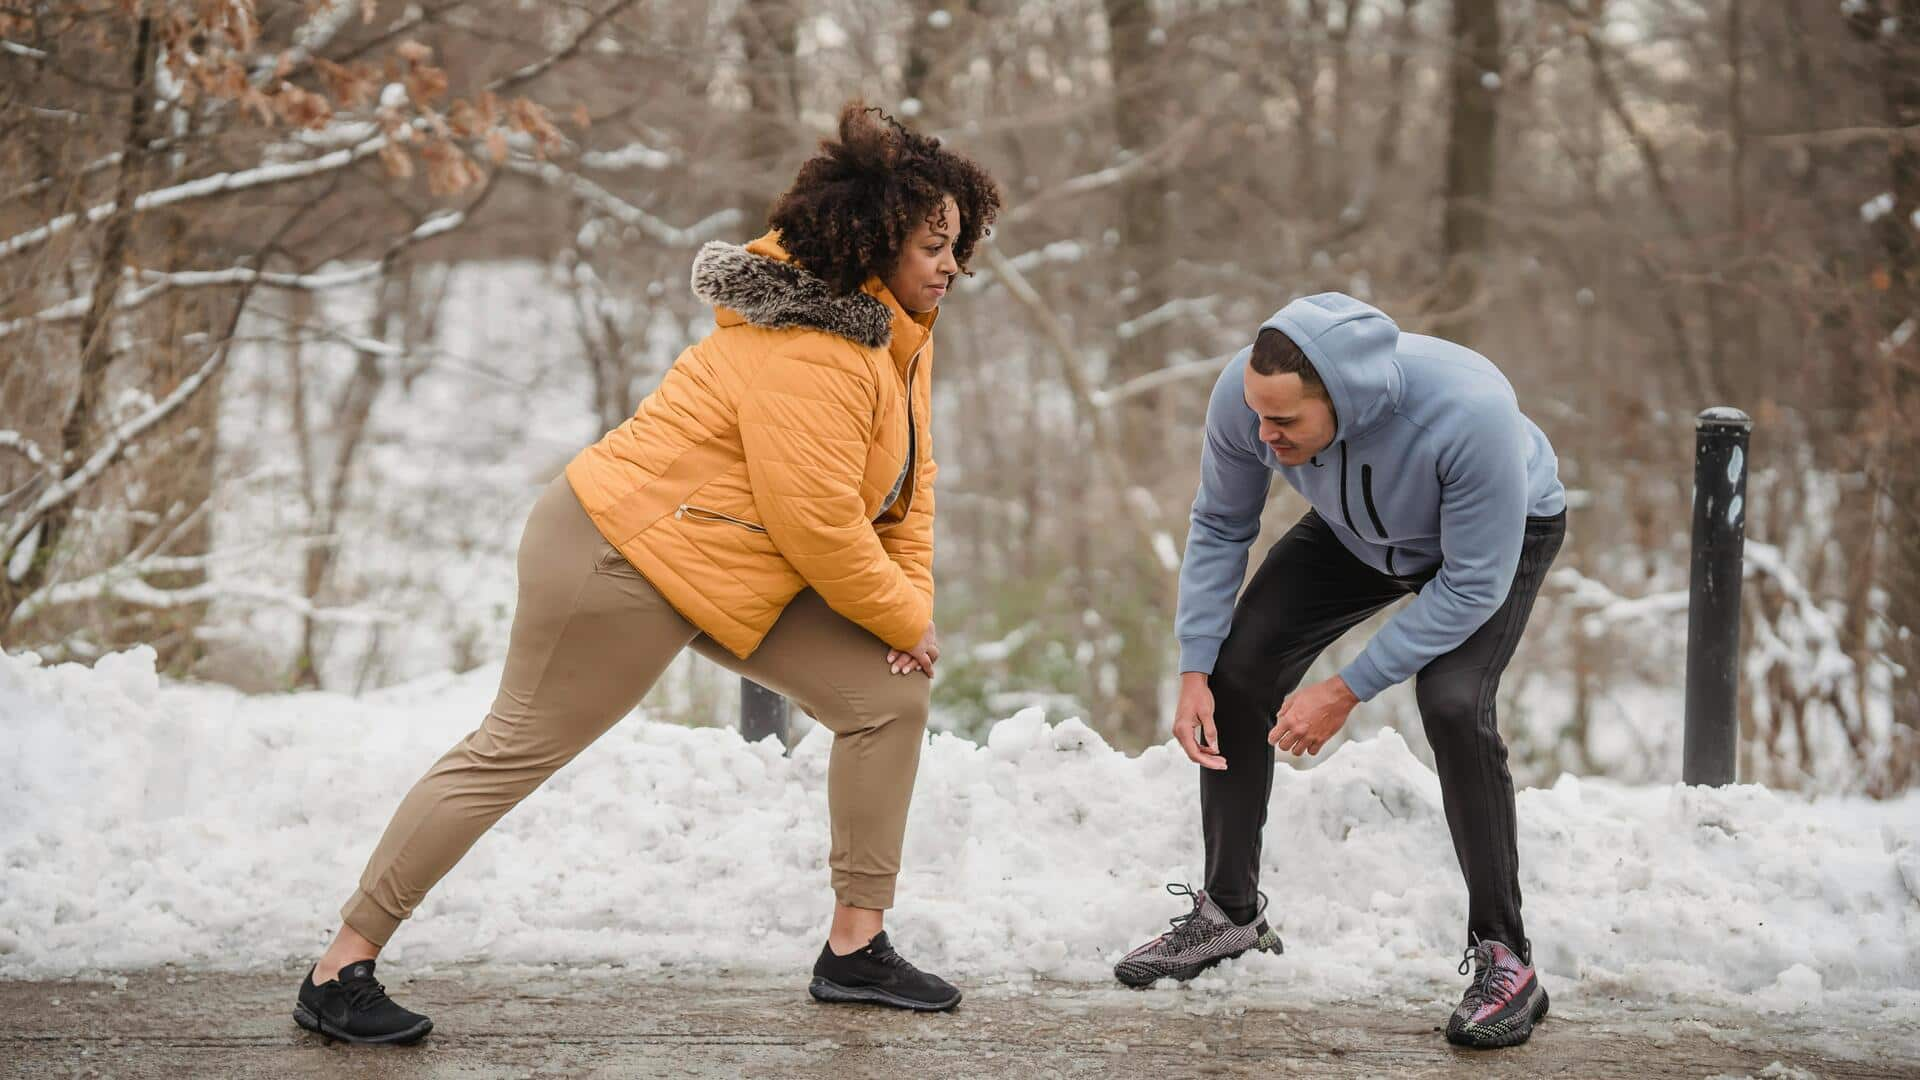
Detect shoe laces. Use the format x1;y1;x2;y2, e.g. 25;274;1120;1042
1456;940;1516;1011
338;967;395;1013
868;939;916;972
1160;883;1210;945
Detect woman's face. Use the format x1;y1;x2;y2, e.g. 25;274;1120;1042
882;194;961;314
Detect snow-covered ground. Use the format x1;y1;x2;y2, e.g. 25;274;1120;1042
3;644;1916;1031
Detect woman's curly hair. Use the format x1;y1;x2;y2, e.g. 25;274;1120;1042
768;102;1002;296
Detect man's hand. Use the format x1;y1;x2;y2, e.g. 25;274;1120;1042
1269;675;1359;757
888;622;940;678
1173;672;1227;770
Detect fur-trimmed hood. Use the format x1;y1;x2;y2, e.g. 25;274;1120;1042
690;238;894;349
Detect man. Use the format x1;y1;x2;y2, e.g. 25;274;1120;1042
1113;293;1566;1050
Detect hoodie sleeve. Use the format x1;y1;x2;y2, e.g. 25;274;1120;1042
1337;395;1529;700
1175;353;1272;674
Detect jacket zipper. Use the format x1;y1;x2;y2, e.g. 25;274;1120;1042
1359;463;1397;575
675;504;767;533
686;345;925;539
877;342;927;530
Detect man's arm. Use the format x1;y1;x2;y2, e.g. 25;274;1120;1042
1336;397;1529;700
1176;352;1272;675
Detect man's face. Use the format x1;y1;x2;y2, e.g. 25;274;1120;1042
1243;367;1337;466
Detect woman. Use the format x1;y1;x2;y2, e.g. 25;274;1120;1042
293;103;1002;1043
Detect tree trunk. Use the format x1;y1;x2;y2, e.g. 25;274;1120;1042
1101;0;1177;746
1432;0;1502;343
736;0;799;233
120;211;226;675
0;15;155;635
1871;0;1920;790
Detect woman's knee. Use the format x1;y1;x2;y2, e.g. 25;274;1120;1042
872;674;931;731
829;669;930;735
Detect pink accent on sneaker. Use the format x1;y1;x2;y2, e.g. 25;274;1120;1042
1468;940;1534;1023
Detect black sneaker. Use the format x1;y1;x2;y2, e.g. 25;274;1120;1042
1114;883;1283;988
293;960;433;1045
808;931;961;1011
1446;938;1549;1049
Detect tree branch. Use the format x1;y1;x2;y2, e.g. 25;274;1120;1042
0;134;390;263
0;211;467;340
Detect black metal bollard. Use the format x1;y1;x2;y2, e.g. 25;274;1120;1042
1683;407;1752;786
740;677;789;747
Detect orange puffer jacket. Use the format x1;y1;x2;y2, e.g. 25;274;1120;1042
565;232;936;657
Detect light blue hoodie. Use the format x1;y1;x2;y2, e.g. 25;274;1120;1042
1175;293;1565;701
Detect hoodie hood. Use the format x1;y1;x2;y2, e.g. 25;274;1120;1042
1260;292;1403;444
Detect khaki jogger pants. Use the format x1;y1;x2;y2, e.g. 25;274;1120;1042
340;475;930;947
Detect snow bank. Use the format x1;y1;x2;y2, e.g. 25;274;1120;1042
2;647;1916;1017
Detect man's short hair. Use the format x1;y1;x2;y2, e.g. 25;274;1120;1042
1249;328;1326;398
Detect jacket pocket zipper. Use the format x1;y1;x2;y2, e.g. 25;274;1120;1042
675;504;768;533
1358;462;1398;575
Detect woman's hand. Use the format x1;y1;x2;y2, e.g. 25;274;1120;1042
888;622;940;678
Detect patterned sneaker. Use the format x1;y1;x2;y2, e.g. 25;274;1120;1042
293;960;432;1045
1446;938;1549;1049
1114;883;1283;988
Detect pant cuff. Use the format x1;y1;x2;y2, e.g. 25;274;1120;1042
341;888;404;947
832;870;897;910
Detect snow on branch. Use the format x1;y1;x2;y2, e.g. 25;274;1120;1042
1550;567;1689;635
0;136;389;263
0;431;53;473
579;142;676;171
250;0;361;84
486;0;641;97
1001;106;1216;227
2;345;230;555
1090;353;1231;410
12;552;394;626
1117;297;1220;341
958;240;1086;293
1741;540;1857;696
504;158;740;247
0;211;465;340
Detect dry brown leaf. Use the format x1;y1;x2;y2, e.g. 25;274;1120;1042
422;139;482;195
405;64;448;104
448;99;480;137
396;39;433;65
239;87;275;126
508;98;562;154
276;83;333;129
379;141;415;180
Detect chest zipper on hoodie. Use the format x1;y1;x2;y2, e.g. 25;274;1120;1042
675;505;767;533
1359;461;1397;576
